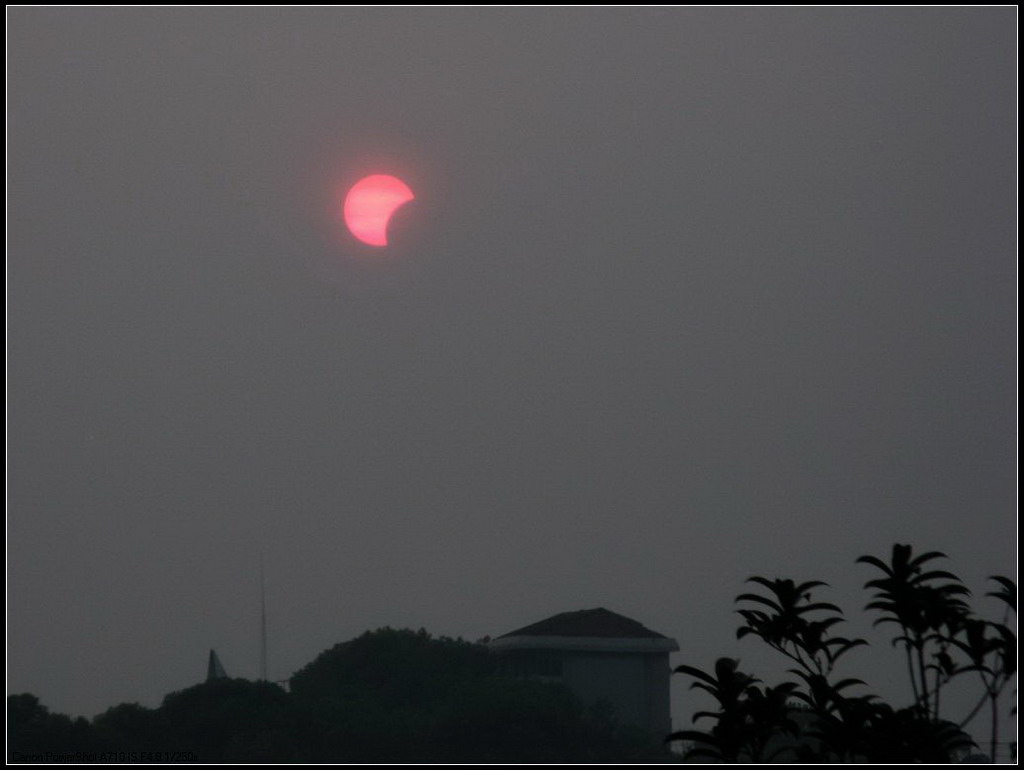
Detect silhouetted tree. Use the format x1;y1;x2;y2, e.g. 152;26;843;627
857;544;971;719
7;694;98;762
9;626;677;763
667;544;1008;762
290;627;493;707
667;658;798;761
289;627;673;762
157;678;296;763
949;576;1017;762
736;576;866;678
92;702;160;753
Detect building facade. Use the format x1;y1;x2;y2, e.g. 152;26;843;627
489;608;679;737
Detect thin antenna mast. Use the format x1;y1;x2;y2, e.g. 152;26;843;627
259;553;267;681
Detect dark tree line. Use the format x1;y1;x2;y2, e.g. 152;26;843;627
667;544;1016;763
11;543;1013;763
9;628;673;764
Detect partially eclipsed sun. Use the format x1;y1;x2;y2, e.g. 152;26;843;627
343;174;415;247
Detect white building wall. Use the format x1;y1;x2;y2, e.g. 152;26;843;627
488;631;678;738
561;651;670;736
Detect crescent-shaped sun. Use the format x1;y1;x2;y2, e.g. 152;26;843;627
343;174;415;247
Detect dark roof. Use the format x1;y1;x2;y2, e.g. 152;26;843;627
498;608;668;639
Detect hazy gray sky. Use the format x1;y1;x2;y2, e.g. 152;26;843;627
8;6;1016;747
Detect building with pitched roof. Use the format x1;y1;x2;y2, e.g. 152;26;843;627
489;608;679;737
